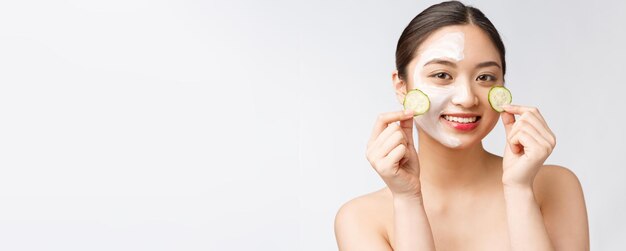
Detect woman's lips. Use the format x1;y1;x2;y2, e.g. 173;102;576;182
440;115;481;131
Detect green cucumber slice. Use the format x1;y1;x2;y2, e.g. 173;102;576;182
403;89;430;116
488;86;512;112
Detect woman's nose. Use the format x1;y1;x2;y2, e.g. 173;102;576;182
451;82;478;108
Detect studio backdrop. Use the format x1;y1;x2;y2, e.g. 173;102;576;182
0;0;624;250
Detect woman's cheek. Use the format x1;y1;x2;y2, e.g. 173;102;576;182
412;81;463;148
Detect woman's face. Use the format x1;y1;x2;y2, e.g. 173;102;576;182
405;24;504;149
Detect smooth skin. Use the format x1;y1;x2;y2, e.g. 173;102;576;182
334;24;589;251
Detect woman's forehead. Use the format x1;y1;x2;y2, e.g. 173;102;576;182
413;25;501;68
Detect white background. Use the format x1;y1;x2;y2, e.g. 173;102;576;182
0;0;624;250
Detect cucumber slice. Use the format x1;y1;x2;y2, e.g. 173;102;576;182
488;86;512;112
403;89;430;116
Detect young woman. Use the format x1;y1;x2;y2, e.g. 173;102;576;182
334;1;589;250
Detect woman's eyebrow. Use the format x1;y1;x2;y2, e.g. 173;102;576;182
423;59;457;67
475;61;501;69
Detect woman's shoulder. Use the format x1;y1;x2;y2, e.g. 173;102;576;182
338;187;391;207
536;164;579;180
534;164;584;205
533;165;589;248
335;187;392;219
334;187;393;239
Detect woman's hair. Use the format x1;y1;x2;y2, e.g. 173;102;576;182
395;1;506;81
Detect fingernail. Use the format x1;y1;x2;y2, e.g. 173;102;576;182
403;110;413;116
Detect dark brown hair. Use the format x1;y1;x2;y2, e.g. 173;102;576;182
395;1;506;81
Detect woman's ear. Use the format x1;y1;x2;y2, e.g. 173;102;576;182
392;70;408;105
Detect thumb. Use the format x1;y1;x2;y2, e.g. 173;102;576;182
501;111;515;136
500;111;521;154
399;114;415;147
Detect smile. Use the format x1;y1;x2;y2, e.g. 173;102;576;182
440;114;482;131
442;115;479;123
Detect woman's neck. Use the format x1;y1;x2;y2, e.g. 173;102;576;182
416;130;495;192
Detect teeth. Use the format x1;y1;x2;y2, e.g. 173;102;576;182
444;115;478;123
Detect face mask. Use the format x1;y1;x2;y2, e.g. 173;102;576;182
412;32;466;148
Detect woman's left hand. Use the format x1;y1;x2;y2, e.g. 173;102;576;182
500;104;557;188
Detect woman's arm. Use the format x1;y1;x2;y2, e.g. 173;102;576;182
499;104;556;250
535;165;590;250
503;165;589;251
335;110;436;251
334;193;436;251
499;104;555;250
499;105;589;250
393;194;436;251
503;183;555;250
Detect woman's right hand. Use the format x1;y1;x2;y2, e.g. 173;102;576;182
366;110;422;199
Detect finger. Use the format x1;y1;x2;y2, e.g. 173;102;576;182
501;105;555;145
505;130;522;153
373;130;406;160
505;119;524;154
510;141;522;154
501;111;516;136
399;119;415;148
370;122;404;156
501;104;550;137
526;109;556;142
516;113;556;145
500;104;538;115
508;120;548;151
368;110;414;145
502;104;550;129
385;143;407;166
513;130;547;157
504;134;522;154
510;131;540;155
506;104;550;129
373;122;400;147
521;111;550;134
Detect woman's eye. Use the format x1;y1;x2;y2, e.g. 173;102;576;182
432;72;452;80
476;74;496;82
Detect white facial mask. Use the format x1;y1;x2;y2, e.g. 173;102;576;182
412;32;466;148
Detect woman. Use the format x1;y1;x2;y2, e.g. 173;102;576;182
334;1;589;250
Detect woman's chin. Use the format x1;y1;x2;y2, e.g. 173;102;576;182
417;125;487;149
443;139;479;149
437;119;492;148
435;132;484;149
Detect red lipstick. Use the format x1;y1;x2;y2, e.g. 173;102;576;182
440;114;481;132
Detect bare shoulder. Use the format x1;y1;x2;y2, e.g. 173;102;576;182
335;187;391;229
533;165;590;250
334;188;393;250
533;164;584;205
